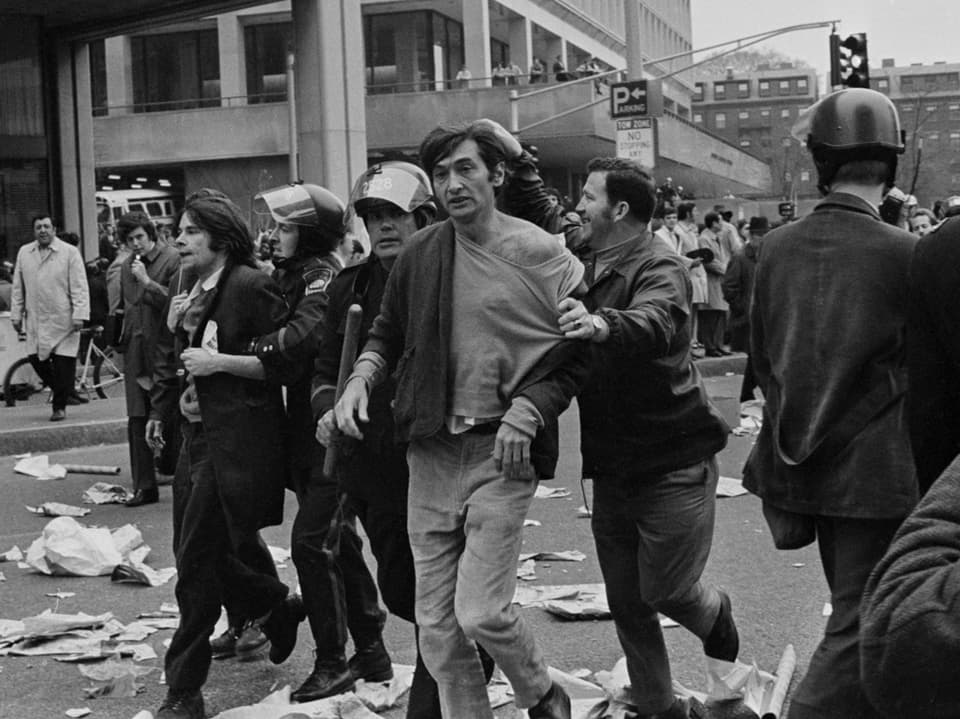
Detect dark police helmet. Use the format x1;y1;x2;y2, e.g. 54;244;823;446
254;183;347;252
350;162;436;222
806;88;905;194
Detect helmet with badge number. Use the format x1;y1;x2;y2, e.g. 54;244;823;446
806;88;905;195
254;183;347;260
350;161;437;229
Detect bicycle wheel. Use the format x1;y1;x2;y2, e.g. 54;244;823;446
92;349;125;400
3;357;46;407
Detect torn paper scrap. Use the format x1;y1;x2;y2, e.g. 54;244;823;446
112;545;176;587
576;505;592;518
716;477;748;498
211;681;396;718
524;519;542;527
45;591;76;599
513;583;606;608
19;610;113;639
26;503;91;518
543;597;610;620
268;545;291;565
2;546;24;562
822;602;833;617
519;550;586;563
14;455;67;480
517;559;537;581
354;664;414;711
65;709;91;718
534;486;571;499
26;517;126;577
81;482;132;505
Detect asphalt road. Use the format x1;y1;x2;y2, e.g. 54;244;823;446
0;383;829;719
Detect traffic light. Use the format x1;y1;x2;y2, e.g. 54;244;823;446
830;33;870;88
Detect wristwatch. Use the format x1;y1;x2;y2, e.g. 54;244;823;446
590;314;608;343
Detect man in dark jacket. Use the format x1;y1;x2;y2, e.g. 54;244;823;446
335;122;588;719
558;157;733;719
744;88;918;719
722;215;767;402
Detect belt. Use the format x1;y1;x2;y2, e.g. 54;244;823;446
465;421;500;435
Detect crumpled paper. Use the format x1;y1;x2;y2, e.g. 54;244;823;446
519;550;586;563
24;517;174;585
534;486;572;499
732;400;764;437
79;658;156;698
26;502;91;518
81;482;132;505
716;477;749;498
14;455;67;480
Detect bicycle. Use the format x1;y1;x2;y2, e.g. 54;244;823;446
2;326;125;407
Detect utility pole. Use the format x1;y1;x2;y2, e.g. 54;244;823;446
624;0;644;80
286;44;299;183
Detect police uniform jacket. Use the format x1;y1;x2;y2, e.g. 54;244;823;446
743;192;918;518
256;254;340;472
150;261;288;532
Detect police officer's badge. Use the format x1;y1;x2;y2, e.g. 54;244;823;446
303;265;334;296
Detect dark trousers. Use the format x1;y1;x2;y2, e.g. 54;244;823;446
592;459;722;714
788;516;901;719
344;448;494;719
27;353;75;411
127;415;157;493
697;309;726;352
165;426;288;693
291;466;385;659
740;354;758;402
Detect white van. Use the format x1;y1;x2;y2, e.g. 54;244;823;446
96;189;179;231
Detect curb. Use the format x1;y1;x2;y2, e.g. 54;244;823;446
0;418;127;456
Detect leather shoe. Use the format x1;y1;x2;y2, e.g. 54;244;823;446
66;391;89;405
49;409;66;422
125;488;159;507
291;656;355;702
265;594;306;664
236;618;269;660
157;689;205;719
528;681;571;719
210;626;238;659
348;638;393;682
703;590;739;661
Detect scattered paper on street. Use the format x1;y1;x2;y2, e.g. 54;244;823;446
26;503;91;518
268;545;291;566
46;591;76;599
64;709;91;718
518;550;586;563
523;519;541;527
514;583;606;608
716;477;749;498
81;482;132;504
576;505;592;518
80;658;155;698
112;545;176;587
543;597;610;620
14;455;67;481
822;602;833;617
517;559;537;581
211;665;414;718
534;486;571;499
732;399;764;437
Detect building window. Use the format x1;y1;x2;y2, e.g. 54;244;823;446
927;132;940;142
778;80;790;93
131;29;220;112
693;112;703;124
714;82;726;99
433;13;464;88
759;79;770;97
760;108;771;120
780;108;791;119
797;77;808;92
800;170;810;182
877;78;889;91
90;39;107;115
738;110;749;120
365;11;462;93
737;81;749;98
739;138;751;147
950;103;960;120
950;132;960;151
901;103;915;113
245;23;292;103
925;104;939;115
715;112;726;129
693;82;704;101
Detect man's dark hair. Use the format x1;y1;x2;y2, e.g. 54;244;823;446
585;157;657;223
32;214;55;229
677;201;696;222
116;211;157;246
704;211;720;228
182;195;256;268
418;122;507;180
720;210;733;222
60;232;80;247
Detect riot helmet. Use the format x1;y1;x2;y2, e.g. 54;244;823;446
254;183;346;264
350;161;436;228
806;88;905;195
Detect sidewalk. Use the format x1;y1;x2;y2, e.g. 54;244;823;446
0;354;746;456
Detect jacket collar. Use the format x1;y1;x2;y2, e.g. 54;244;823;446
30;237;62;253
814;191;881;221
588;229;652;285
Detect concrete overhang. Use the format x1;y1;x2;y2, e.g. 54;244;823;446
0;0;266;41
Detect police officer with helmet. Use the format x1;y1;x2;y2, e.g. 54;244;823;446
744;88;919;718
313;161;495;718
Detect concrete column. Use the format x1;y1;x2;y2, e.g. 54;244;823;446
462;0;491;88
57;42;98;260
291;0;367;200
104;35;133;115
508;16;532;74
218;13;247;106
545;36;566;77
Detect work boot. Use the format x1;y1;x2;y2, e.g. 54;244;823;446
235;618;269;660
265;593;306;664
528;681;571;719
156;689;205;719
348;638;393;682
210;626;238;660
50;409;66;422
291;655;356;702
703;590;739;662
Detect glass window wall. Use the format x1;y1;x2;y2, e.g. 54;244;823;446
131;29;220;112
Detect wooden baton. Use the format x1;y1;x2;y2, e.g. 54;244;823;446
322;303;364;479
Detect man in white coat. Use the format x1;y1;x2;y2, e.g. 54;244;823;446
11;214;90;421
